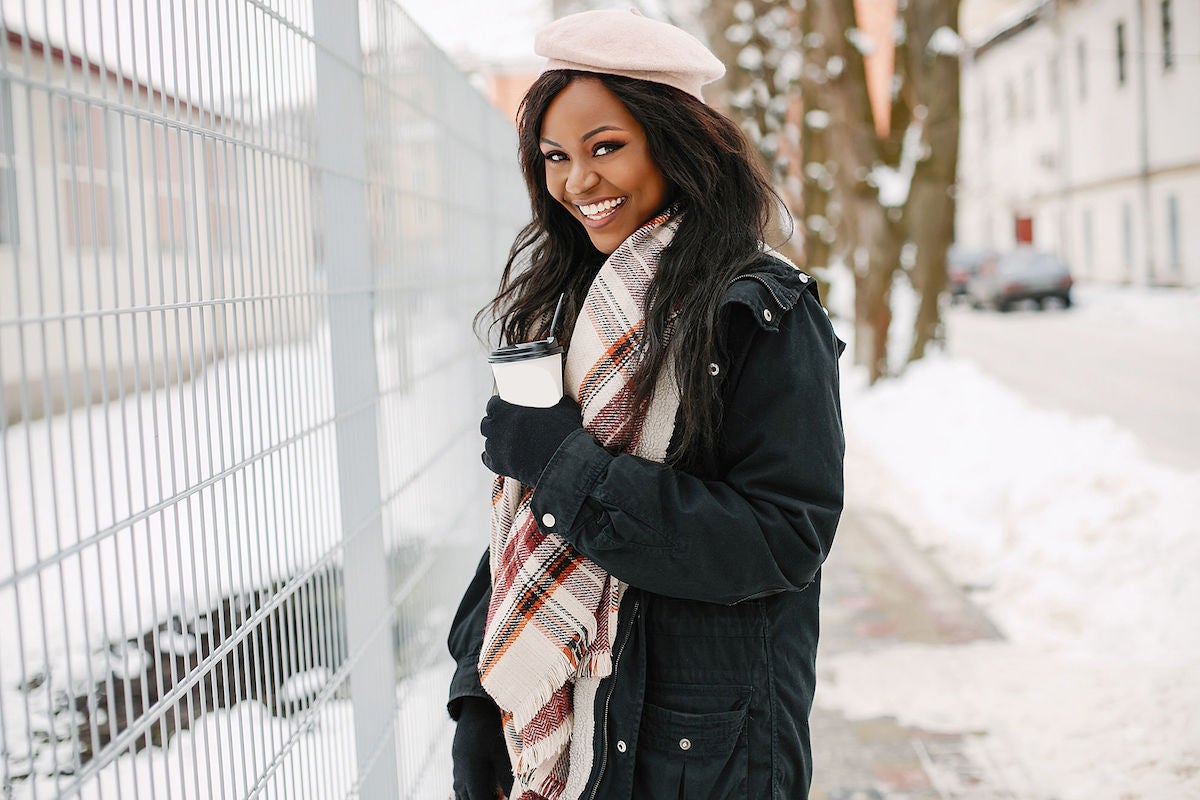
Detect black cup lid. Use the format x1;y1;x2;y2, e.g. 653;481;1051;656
487;339;564;364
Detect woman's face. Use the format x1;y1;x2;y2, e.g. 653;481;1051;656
538;78;669;255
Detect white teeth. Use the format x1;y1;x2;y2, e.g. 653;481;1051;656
578;197;627;219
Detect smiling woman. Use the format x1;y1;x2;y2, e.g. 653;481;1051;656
450;9;847;800
538;79;668;254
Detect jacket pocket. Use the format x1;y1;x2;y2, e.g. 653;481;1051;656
632;683;751;800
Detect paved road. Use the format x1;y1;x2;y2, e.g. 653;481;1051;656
942;286;1200;473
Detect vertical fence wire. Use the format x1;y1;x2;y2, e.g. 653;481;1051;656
0;0;525;796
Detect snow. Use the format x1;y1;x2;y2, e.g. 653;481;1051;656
867;120;923;207
967;0;1049;49
8;663;456;799
822;285;1200;799
0;331;343;689
724;22;753;45
774;50;804;87
737;44;764;72
803;31;825;50
0;303;480;794
926;25;966;57
845;27;876;57
804;109;831;130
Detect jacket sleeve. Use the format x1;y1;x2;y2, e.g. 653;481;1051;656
529;289;845;606
445;548;493;720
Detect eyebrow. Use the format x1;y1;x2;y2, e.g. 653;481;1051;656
539;125;627;148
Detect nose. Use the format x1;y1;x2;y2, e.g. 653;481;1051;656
565;160;599;197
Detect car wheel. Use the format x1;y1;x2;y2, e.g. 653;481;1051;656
998;299;1014;312
1060;292;1072;309
1032;297;1045;310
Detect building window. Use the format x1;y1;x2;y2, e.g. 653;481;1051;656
1025;65;1035;119
203;138;240;254
1122;202;1134;279
979;87;988;143
57;95;119;249
1047;55;1059;110
1166;195;1181;277
0;77;17;246
137;119;193;254
1082;208;1093;277
980;88;989;144
1162;0;1174;70
1116;22;1127;86
1076;39;1087;101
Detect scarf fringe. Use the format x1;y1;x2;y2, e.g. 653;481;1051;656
501;651;577;733
516;713;574;776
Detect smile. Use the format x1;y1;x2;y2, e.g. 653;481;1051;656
577;196;627;221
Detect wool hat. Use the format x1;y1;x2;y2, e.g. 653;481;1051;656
534;9;726;102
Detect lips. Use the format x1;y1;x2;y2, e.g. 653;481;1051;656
576;196;627;221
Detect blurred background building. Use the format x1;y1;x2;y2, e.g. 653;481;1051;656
413;0;1198;291
957;0;1198;286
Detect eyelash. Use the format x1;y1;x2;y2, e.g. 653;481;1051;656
542;142;624;163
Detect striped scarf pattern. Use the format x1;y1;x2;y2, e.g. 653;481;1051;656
479;210;682;800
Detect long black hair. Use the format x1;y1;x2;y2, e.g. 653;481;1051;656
477;70;786;461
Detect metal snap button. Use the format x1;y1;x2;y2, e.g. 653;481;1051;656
616;740;627;753
799;273;810;283
707;363;720;376
541;513;556;528
679;738;691;751
762;308;773;322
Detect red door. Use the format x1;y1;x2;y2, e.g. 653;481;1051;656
1014;215;1034;244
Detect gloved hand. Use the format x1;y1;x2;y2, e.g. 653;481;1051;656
452;696;514;800
480;395;584;487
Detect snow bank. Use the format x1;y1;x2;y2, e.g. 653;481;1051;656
825;341;1200;798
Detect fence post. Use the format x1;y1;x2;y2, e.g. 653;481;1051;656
312;2;401;797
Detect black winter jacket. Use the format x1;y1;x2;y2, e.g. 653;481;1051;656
448;257;845;799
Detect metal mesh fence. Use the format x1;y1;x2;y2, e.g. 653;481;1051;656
0;1;525;797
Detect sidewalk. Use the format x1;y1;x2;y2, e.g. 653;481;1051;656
810;509;1036;800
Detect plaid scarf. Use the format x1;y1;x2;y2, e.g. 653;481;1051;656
479;209;683;800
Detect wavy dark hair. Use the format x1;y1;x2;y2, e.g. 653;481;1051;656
477;70;786;461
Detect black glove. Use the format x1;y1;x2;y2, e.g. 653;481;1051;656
480;395;584;487
452;696;514;800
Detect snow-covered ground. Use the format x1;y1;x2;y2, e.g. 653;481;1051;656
822;284;1200;799
1;301;484;796
7;663;455;800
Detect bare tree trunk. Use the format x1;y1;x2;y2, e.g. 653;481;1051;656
702;0;805;265
704;0;960;382
811;0;907;382
903;0;961;362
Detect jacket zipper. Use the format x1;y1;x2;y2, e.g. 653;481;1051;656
727;273;789;312
586;598;640;800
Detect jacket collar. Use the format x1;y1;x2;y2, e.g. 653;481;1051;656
720;254;814;331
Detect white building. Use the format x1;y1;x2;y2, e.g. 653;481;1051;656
956;0;1199;286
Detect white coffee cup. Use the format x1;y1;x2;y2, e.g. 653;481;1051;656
488;340;565;408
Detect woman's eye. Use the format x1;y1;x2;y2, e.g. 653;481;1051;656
542;151;567;163
594;142;623;157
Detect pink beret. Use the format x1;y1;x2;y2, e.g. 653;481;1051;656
534;9;726;102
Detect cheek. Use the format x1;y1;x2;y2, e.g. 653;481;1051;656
545;170;568;203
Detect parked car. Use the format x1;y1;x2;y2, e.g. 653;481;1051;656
947;245;997;301
966;247;1073;311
